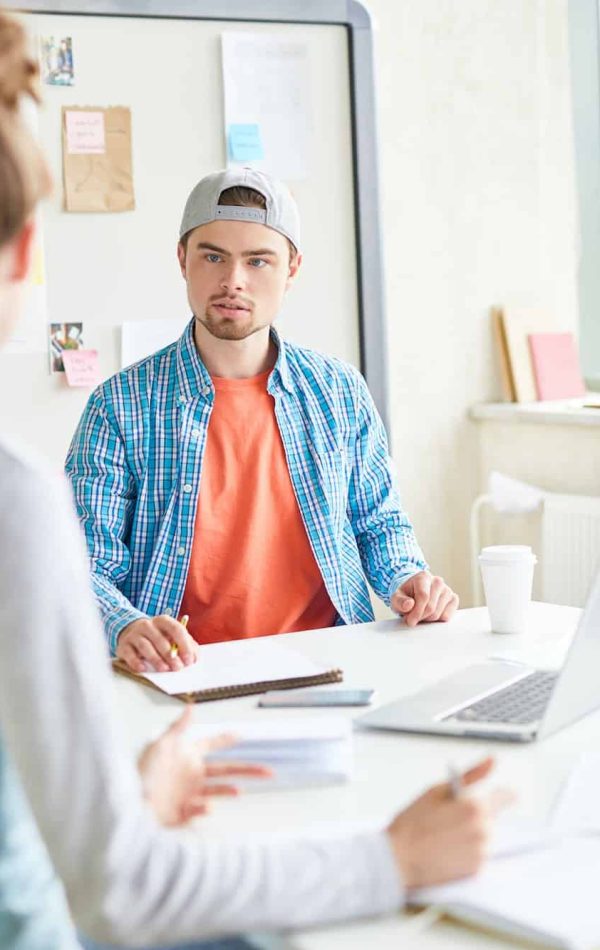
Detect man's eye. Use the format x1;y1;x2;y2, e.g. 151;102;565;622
248;258;267;268
205;254;221;263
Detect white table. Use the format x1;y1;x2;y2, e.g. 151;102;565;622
114;602;593;949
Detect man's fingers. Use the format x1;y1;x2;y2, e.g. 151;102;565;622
196;733;238;757
461;756;495;787
144;625;185;671
119;642;146;674
202;783;240;797
439;592;460;622
424;588;455;623
135;635;173;672
167;705;193;735
154;616;197;666
403;581;432;626
205;762;272;778
182;798;211;819
421;584;444;621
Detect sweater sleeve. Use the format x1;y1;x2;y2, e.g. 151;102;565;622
0;447;403;947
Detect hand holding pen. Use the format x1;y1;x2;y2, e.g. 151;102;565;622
169;615;189;658
116;613;198;674
386;757;514;889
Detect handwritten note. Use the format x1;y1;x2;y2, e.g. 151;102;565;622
65;110;105;154
228;123;264;162
62;349;100;387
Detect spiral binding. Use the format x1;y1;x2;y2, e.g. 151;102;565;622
113;660;343;704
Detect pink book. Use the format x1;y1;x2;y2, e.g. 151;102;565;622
528;332;586;400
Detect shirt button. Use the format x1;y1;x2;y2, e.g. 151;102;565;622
183;484;192;493
177;546;185;556
164;607;173;616
191;428;200;438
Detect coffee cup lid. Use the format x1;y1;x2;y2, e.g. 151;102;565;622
479;545;537;563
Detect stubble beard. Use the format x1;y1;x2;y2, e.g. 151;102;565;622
195;310;264;342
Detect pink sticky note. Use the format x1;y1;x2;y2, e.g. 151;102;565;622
62;349;100;387
65;110;105;154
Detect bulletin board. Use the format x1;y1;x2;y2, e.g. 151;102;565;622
2;0;389;464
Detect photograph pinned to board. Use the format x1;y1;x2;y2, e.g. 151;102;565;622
40;35;74;86
61;106;135;212
48;322;83;374
221;33;310;180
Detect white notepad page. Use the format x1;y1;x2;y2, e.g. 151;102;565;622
413;837;600;949
140;638;331;695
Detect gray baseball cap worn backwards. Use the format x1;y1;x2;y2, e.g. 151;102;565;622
179;168;301;251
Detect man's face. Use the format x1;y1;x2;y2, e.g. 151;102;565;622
177;219;301;342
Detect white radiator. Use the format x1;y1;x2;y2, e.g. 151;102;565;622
542;493;600;607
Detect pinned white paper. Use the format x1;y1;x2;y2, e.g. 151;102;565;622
221;32;310;180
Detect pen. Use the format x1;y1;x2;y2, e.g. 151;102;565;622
447;762;462;799
170;614;189;658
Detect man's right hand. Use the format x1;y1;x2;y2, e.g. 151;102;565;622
387;757;511;889
117;615;198;673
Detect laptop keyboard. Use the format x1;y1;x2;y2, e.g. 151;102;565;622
448;670;559;725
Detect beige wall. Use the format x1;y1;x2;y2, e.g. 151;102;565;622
367;0;579;607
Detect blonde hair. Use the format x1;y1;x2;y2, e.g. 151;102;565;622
0;11;51;248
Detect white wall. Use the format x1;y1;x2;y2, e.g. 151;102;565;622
367;0;579;606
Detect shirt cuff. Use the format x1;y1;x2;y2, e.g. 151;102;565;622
387;567;426;605
105;604;147;656
360;829;406;914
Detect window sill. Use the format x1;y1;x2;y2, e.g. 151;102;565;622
470;397;600;427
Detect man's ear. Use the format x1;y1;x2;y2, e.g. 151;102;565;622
177;241;187;278
285;251;302;291
10;218;35;282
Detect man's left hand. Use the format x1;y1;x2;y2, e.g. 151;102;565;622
138;706;271;827
390;571;459;627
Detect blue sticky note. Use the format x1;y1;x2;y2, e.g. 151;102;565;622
227;123;264;162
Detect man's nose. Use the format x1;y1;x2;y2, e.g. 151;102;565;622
220;260;245;292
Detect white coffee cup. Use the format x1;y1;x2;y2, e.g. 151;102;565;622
478;545;537;634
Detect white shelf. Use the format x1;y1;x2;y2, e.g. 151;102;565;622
470;398;600;427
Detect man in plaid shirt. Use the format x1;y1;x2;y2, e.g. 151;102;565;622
66;168;458;673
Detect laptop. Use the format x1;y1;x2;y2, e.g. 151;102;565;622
358;573;600;742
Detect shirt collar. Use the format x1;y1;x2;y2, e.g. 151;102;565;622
175;318;212;403
175;318;293;402
268;326;293;395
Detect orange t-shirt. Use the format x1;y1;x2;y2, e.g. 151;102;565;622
180;370;337;644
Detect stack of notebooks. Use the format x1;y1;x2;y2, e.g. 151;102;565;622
189;716;353;790
113;637;343;703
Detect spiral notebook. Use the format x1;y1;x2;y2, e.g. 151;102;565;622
113;637;343;703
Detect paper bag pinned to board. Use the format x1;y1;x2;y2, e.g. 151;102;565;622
62;106;135;212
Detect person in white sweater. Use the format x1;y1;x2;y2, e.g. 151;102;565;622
0;12;507;950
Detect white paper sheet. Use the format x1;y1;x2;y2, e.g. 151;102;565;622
551;752;600;834
413;837;600;950
121;317;189;369
141;638;332;696
221;32;310;181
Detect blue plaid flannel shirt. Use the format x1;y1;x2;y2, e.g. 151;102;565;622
65;320;427;655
